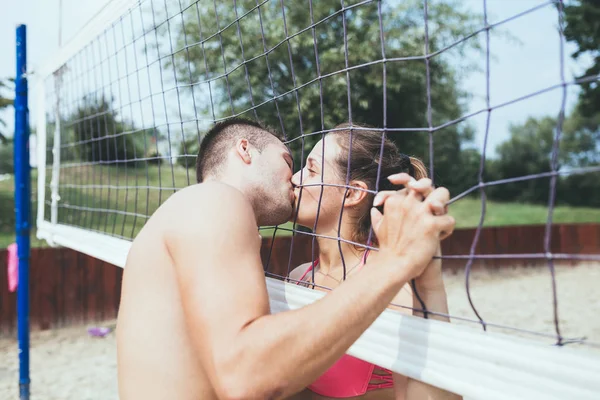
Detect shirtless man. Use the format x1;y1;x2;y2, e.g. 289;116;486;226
116;118;455;400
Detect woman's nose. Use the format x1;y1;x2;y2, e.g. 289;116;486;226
291;171;301;187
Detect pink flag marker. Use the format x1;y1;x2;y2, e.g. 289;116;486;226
7;242;18;292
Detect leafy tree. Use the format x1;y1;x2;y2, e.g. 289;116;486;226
486;111;600;206
161;0;483;195
0;140;13;174
485;117;556;203
559;172;600;206
177;136;199;170
562;0;600;206
561;105;600;167
484;0;600;206
0;78;13;143
66;96;157;167
564;0;600;119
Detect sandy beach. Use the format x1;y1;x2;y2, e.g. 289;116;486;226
1;263;598;399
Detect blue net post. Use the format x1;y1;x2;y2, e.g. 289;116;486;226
14;24;31;400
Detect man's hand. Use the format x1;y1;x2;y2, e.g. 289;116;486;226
370;174;455;280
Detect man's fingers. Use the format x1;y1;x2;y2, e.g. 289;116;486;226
387;172;414;186
373;189;407;207
370;207;383;231
406;187;425;202
407;178;434;198
425;187;450;208
429;200;448;216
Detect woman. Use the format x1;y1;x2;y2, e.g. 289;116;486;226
288;123;460;400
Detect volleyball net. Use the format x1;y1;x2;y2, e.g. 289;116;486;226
32;0;600;398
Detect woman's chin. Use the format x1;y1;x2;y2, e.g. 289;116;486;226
288;213;311;228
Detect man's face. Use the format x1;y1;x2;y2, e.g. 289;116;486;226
251;141;295;226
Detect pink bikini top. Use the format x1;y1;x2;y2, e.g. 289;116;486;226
296;251;394;398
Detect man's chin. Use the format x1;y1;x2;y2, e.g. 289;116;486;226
260;204;295;227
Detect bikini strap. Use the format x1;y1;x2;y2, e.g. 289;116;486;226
297;259;318;283
361;249;371;266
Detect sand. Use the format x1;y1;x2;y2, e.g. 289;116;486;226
0;263;598;399
0;322;118;400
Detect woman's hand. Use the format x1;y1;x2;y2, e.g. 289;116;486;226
373;173;452;240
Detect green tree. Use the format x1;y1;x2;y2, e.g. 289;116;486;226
564;0;600;118
66;95;153;167
561;0;600;206
486;111;600;206
0;140;13;174
0;78;13;144
561;105;600;167
161;0;482;195
559;104;600;207
486;117;556;203
177;136;199;170
484;0;600;207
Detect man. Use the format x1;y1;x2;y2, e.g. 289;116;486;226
116;118;455;400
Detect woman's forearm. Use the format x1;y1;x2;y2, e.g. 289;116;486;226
412;285;451;322
404;286;462;400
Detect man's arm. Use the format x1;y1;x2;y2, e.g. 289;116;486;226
167;182;454;400
166;185;415;399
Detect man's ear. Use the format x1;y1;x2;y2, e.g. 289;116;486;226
343;180;369;207
235;138;252;164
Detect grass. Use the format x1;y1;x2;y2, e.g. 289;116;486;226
449;198;600;228
0;169;47;249
1;165;599;249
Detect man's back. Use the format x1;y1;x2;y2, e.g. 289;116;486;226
117;183;241;400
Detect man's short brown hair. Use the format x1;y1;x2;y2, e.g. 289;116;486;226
196;117;283;183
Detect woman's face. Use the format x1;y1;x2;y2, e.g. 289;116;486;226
290;135;347;231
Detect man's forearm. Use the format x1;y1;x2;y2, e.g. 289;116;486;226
224;258;411;399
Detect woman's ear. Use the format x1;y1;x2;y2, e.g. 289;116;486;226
343;180;369;207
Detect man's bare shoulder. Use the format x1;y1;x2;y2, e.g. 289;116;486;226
155;182;254;225
171;181;248;207
156;182;258;246
128;182;259;267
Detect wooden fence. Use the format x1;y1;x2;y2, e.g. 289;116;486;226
261;223;600;276
1;223;599;336
0;249;123;337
